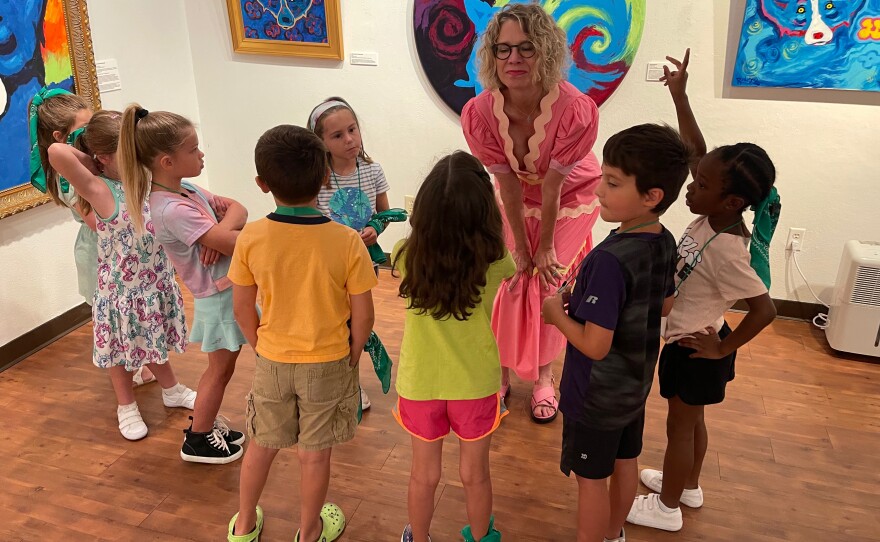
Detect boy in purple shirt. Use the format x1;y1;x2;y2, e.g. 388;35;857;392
541;124;690;542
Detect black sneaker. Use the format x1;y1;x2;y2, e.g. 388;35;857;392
180;428;243;464
188;415;246;446
214;416;246;446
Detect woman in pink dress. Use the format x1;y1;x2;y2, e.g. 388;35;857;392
462;4;601;424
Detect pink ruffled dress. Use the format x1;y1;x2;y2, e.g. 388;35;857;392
462;81;601;381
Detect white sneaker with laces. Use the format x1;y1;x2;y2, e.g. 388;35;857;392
640;468;703;508
627;493;683;532
162;383;197;410
360;388;371;411
117;402;148;441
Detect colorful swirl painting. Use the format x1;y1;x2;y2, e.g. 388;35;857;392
732;0;880;91
413;0;646;115
0;0;75;193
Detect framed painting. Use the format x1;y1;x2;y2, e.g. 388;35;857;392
413;0;646;115
732;0;880;91
226;0;344;60
0;0;101;220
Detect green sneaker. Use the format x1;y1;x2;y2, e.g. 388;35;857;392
461;515;501;542
294;503;346;542
227;505;263;542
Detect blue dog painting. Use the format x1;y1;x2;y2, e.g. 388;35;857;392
732;0;880;91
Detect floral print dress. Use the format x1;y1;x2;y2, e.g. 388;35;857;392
92;178;187;370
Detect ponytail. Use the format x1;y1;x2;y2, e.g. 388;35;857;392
118;104;152;234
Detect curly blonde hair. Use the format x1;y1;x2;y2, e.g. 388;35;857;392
476;3;569;91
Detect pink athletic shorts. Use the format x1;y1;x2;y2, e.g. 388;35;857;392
393;393;506;441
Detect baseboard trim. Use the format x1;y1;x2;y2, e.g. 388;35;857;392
730;298;824;321
0;303;91;373
381;251;822;322
0;290;823;374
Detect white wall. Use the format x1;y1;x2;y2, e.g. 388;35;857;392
4;0;879;347
0;0;201;347
184;0;879;305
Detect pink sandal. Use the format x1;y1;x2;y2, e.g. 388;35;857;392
530;385;558;424
500;381;511;401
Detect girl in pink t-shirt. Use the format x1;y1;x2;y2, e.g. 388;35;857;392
627;50;780;534
118;103;249;465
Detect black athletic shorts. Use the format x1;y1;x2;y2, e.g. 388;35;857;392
560;411;645;480
659;322;736;406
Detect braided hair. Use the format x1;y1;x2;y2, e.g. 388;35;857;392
716;143;775;209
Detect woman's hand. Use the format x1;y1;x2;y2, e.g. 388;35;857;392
534;245;563;291
661;48;690;102
508;247;534;291
360;226;378;246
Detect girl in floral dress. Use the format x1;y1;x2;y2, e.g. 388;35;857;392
47;110;196;442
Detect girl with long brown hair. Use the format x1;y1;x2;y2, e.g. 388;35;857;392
392;151;514;542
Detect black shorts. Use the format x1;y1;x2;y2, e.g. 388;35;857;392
659;322;736;406
560;412;645;480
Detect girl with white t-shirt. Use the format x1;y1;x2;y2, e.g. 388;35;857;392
627;50;781;534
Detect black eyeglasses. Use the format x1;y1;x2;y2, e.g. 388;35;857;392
492;41;537;60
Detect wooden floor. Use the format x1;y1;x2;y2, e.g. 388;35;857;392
1;270;879;541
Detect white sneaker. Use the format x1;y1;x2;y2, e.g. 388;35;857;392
627;494;682;532
360;388;371;411
604;527;625;542
162;383;197;410
640;469;703;508
117;402;148;441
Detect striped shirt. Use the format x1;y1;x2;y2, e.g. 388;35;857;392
316;158;390;220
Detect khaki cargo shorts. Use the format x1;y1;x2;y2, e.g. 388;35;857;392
246;354;359;451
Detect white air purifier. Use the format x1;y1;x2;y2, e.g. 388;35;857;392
825;240;880;357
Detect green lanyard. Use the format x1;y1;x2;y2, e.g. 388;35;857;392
674;219;743;293
151;180;189;199
615;220;659;235
274;205;323;216
557;220;660;292
331;163;361;190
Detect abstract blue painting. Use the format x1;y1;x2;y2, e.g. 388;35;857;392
732;0;880;91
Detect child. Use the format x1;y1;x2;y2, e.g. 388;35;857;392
392;151;514;542
30;89;156;385
626;50;778;533
227;125;377;542
541;124;691;542
118;103;250;464
47;110;196;441
308;96;390;411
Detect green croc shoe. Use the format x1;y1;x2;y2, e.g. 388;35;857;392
461;515;501;542
227;505;264;542
294;502;346;542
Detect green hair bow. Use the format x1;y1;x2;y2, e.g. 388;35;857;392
29;87;74;194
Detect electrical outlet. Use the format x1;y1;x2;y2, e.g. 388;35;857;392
404;195;415;215
786;227;806;252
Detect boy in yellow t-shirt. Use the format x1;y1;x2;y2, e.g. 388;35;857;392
226;125;377;542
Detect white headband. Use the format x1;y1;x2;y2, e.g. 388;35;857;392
308;100;350;131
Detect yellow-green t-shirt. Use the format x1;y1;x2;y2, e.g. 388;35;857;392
228;214;377;363
393;240;515;400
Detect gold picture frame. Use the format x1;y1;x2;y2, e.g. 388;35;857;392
226;0;344;60
0;0;101;220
